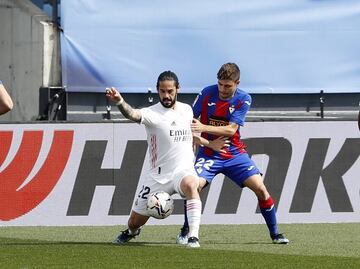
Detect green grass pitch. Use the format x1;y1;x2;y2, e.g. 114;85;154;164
1;223;359;268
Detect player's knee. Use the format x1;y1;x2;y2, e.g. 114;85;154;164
244;174;269;200
254;184;269;200
181;177;199;196
184;181;198;193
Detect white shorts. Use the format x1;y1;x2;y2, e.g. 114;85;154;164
132;167;198;216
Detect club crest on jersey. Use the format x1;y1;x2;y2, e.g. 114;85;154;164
229;105;235;114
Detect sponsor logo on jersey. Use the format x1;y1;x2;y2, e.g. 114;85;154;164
169;129;192;142
169;129;191;136
209;117;229;127
208;102;216;106
245;101;251;106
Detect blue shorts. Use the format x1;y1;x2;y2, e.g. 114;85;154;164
194;152;260;188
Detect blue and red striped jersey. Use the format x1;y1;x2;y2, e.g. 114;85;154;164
193;84;252;159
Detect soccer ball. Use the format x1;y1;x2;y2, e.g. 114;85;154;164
146;191;174;219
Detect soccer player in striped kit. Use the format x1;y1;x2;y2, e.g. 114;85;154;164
177;63;289;244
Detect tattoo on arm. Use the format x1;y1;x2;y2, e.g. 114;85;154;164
117;101;142;123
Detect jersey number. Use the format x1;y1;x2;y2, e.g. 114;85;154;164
138;185;150;199
195;158;214;170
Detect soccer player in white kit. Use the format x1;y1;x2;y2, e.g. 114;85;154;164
106;71;226;248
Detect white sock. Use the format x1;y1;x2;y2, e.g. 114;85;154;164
186;199;202;239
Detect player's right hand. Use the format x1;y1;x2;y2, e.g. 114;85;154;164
191;118;206;133
105;87;123;104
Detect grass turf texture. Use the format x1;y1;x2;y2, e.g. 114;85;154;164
0;223;359;268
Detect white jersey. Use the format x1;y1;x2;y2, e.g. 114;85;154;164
140;101;195;184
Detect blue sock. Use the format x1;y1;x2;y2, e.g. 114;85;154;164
259;197;278;236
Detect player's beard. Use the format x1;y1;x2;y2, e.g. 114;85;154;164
160;95;176;108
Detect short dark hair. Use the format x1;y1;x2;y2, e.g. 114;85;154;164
217;63;240;81
156;71;180;89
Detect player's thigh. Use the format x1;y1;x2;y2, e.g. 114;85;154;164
223;153;261;187
242;173;265;190
194;155;222;184
242;174;270;199
173;167;199;197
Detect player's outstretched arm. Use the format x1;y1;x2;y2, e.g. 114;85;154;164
191;118;238;137
106;87;142;123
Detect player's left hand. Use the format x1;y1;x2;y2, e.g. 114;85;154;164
191;119;205;133
208;136;230;153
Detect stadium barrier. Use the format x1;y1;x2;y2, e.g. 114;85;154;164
0;121;359;226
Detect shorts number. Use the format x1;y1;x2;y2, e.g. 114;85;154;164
138;185;150;199
195;158;214;170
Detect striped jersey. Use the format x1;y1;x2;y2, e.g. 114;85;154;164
193;84;251;159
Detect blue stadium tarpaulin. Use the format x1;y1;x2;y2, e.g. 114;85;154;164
60;0;360;93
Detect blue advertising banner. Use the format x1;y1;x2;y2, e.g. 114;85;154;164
61;0;360;93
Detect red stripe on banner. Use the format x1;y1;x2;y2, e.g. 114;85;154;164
0;130;73;221
0;131;43;190
0;131;13;166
